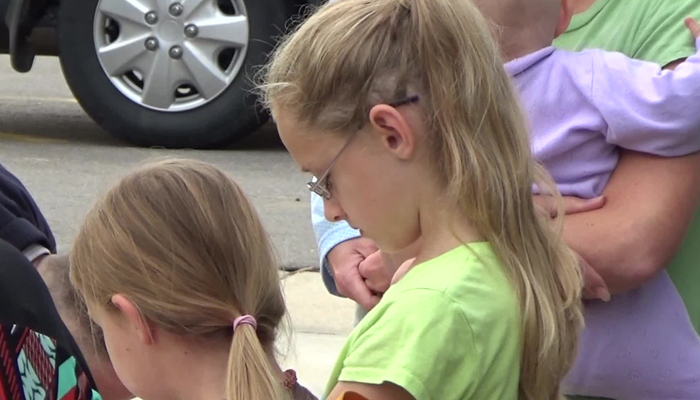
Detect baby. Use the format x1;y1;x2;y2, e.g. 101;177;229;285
474;0;700;198
472;0;700;398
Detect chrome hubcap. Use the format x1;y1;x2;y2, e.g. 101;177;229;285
93;0;249;112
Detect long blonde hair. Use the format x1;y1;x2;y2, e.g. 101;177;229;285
70;159;287;400
261;0;583;398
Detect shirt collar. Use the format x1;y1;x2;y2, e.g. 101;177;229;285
504;47;556;77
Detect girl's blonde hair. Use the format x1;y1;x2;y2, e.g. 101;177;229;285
70;159;287;400
261;0;583;398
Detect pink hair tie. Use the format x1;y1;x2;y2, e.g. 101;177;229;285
233;315;257;331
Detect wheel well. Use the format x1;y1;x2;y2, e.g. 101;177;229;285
5;0;58;71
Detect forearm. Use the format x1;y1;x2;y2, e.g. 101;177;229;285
0;164;56;252
595;38;700;155
562;150;700;294
310;193;360;294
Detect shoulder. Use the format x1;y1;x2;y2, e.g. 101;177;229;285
0;241;70;350
366;288;476;335
630;0;699;65
515;49;597;93
338;293;479;400
0;239;45;316
372;245;520;346
337;262;521;399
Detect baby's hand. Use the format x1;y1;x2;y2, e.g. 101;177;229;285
686;17;700;38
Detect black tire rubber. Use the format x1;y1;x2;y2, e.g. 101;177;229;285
57;0;288;149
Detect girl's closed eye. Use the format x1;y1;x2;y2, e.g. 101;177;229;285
325;174;334;192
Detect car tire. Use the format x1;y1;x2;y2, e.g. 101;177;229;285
57;0;288;149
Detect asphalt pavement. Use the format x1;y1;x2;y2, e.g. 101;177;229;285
0;55;321;269
0;55;356;397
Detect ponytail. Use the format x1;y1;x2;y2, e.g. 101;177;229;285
407;1;583;398
227;323;286;400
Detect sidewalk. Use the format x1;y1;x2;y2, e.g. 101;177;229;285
279;271;356;396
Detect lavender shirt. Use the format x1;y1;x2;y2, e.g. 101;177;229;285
506;39;700;198
312;40;700;398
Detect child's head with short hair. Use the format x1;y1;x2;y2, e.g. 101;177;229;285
40;254;107;355
262;0;582;398
70;159;287;400
39;254;131;400
472;0;573;60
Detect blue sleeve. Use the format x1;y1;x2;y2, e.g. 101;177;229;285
0;164;56;253
311;193;360;296
591;38;700;156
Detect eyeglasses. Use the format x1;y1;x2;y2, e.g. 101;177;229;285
307;95;420;200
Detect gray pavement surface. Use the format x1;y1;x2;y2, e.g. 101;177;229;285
0;55;319;270
0;55;357;397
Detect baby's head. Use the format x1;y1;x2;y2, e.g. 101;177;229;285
70;159;286;400
39;254;107;355
39;254;132;400
472;0;573;60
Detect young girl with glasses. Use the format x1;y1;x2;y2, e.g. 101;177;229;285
261;0;584;399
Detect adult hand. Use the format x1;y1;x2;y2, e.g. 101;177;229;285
327;238;382;311
358;250;392;294
533;196;610;300
686;17;700;37
534;195;606;218
579;253;611;302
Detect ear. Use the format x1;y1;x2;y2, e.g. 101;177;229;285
555;0;573;38
111;294;156;345
367;104;417;160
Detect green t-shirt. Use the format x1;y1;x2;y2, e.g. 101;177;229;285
324;244;520;400
554;0;700;335
554;0;700;66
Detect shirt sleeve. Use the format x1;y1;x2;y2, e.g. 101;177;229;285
310;193;361;296
589;39;700;156
23;244;51;263
634;0;700;67
0;164;57;253
337;290;479;400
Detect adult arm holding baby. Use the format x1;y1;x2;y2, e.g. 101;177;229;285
551;7;700;296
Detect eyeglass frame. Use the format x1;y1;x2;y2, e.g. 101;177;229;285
307;95;421;200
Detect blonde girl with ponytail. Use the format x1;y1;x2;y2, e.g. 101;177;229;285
70;159;316;400
262;0;584;399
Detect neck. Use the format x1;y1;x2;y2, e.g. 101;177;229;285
161;339;227;400
161;338;285;400
500;39;551;62
412;190;484;267
496;24;555;62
